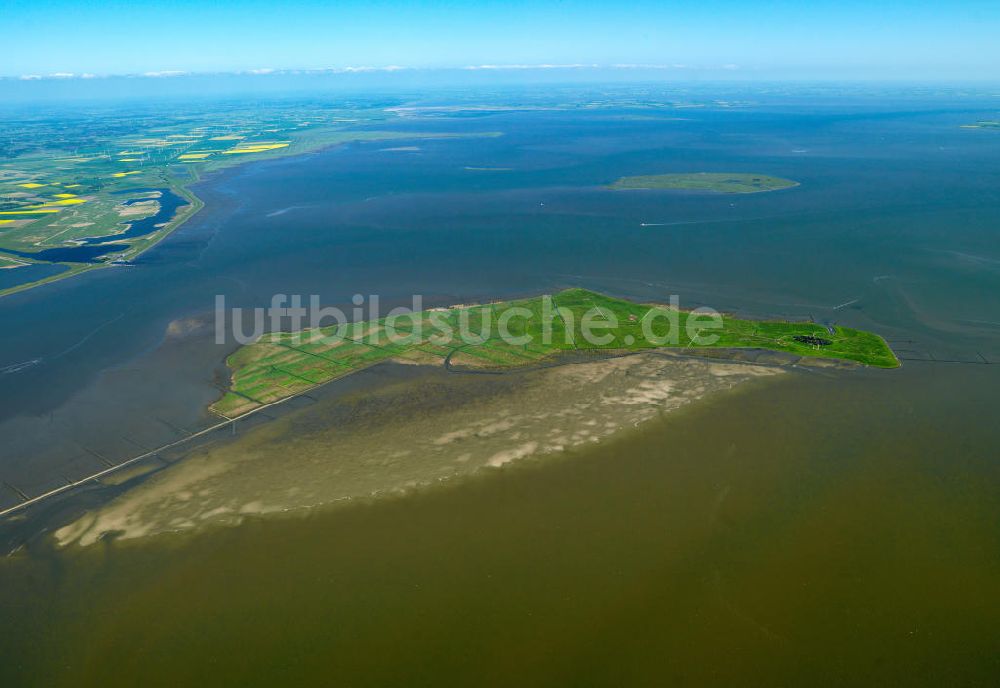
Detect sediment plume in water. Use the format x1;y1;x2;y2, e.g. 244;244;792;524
56;354;781;546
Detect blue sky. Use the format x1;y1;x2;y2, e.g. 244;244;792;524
4;0;1000;80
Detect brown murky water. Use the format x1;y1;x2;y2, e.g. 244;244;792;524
1;360;997;687
52;354;782;546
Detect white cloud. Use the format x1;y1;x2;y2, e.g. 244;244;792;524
463;63;595;71
300;65;411;74
6;63;746;82
611;64;675;70
344;65;405;72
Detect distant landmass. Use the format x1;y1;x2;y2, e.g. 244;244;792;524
961;120;1000;130
610;172;799;193
0;103;502;298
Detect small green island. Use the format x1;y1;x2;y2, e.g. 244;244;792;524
960;121;1000;130
213;289;897;418
609;172;799;193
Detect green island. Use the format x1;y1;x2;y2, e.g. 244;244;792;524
960;120;1000;130
0;104;501;297
609;172;799;193
213;288;898;418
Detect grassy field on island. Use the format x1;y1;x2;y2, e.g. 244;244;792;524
212;288;898;418
610;172;799;193
961;120;1000;129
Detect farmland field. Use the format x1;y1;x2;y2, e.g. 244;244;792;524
0;103;499;295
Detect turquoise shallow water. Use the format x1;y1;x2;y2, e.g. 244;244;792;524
0;87;998;684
